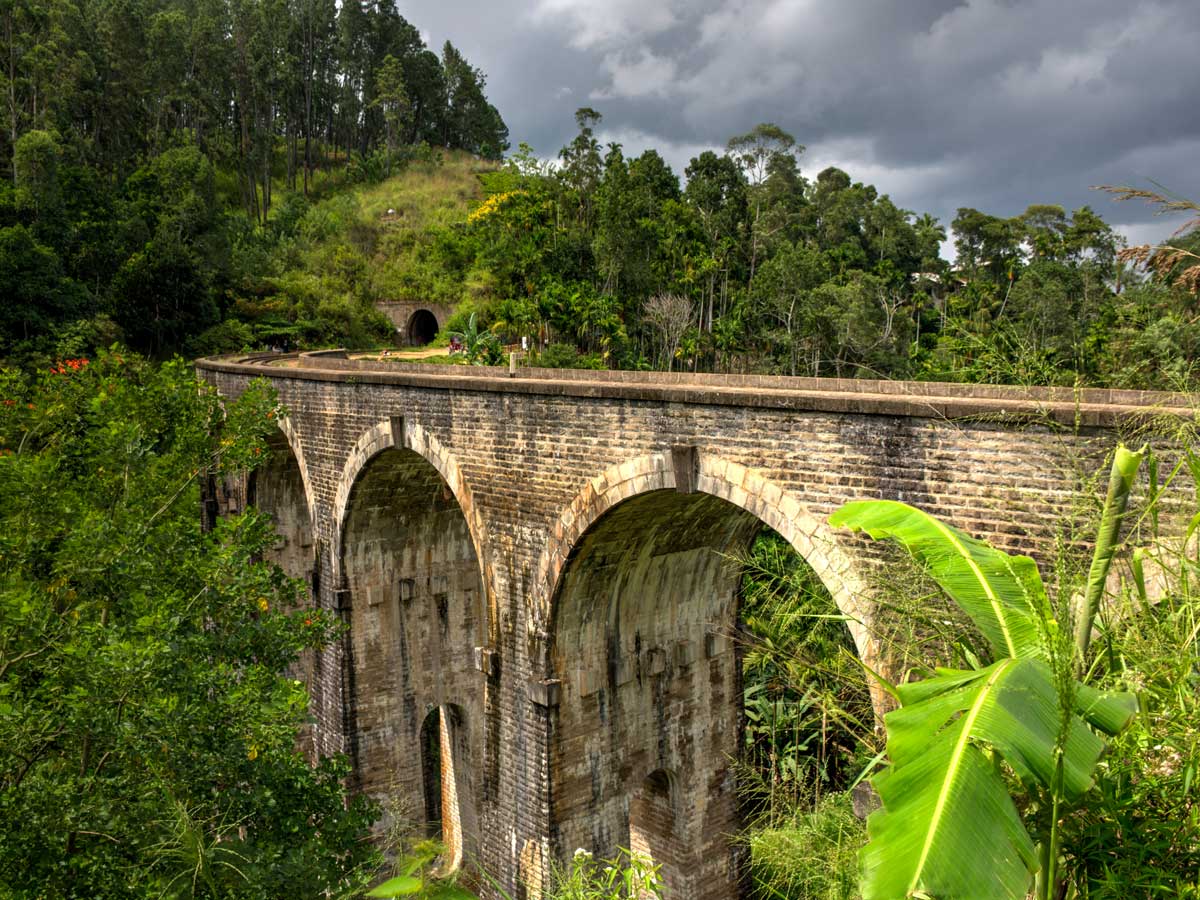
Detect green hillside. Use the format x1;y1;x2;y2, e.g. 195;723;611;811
207;151;496;355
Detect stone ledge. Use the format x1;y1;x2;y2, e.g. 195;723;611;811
197;355;1192;428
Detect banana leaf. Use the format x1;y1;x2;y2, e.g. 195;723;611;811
366;876;423;897
862;658;1136;900
1074;444;1145;658
831;499;1139;899
830;500;1046;660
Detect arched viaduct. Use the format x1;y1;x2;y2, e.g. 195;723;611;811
197;351;1192;899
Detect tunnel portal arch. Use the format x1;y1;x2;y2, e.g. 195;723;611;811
544;452;875;900
336;428;485;857
406;309;439;346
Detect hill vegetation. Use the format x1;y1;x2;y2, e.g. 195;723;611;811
0;0;506;365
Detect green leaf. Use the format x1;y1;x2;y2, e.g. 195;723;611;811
424;885;479;900
830;500;1046;659
1075;444;1145;658
864;658;1134;899
366;875;423;897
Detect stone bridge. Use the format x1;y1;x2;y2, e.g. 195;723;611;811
196;351;1192;899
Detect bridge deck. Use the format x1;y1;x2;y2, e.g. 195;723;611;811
199;350;1192;427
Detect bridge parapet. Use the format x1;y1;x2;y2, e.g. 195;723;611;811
205;351;1193;427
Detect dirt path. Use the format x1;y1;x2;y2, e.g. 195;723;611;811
362;346;448;360
269;345;451;367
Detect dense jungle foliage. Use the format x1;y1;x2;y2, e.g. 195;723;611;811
7;97;1199;388
455;114;1199;388
0;0;506;365
0;355;381;898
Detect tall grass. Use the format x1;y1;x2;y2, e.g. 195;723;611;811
744;793;864;900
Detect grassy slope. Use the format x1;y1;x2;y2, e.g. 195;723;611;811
219;151;494;353
304;152;494;310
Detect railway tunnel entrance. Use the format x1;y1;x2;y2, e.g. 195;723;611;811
406;309;439;346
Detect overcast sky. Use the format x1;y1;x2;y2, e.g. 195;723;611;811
400;0;1200;252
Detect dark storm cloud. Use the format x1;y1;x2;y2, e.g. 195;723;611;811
401;0;1200;245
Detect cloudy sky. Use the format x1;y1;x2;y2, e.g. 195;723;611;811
400;0;1200;251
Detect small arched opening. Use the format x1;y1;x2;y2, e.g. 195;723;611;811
339;445;483;855
420;704;469;872
629;769;684;896
406;309;439;346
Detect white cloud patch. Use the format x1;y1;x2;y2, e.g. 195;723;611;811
1113;221;1183;250
531;0;681;48
592;47;678;99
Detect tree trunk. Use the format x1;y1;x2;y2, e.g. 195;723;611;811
5;11;17;185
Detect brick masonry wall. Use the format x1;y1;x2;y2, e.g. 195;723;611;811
197;355;1194;898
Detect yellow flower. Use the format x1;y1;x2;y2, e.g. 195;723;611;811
467;190;526;224
256;597;269;612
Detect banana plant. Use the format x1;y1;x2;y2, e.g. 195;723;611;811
830;445;1144;900
365;841;477;899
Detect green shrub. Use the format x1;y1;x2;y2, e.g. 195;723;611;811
533;343;605;370
1059;543;1200;896
186;318;255;356
544;848;663;900
746;793;864;900
739;531;875;821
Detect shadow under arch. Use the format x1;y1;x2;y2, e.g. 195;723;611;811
332;419;490;606
334;421;486;861
406;308;439;346
541;452;878;900
248;423;317;589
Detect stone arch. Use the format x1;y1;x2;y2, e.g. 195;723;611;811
332;418;489;601
533;451;873;662
335;421;486;861
406;308;439;346
542;452;878;900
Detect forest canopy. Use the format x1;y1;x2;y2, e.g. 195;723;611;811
2;0;1197;393
0;0;507;363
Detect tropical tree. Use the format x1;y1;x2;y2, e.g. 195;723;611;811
0;351;379;897
451;311;501;365
642;292;692;371
373;54;411;173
